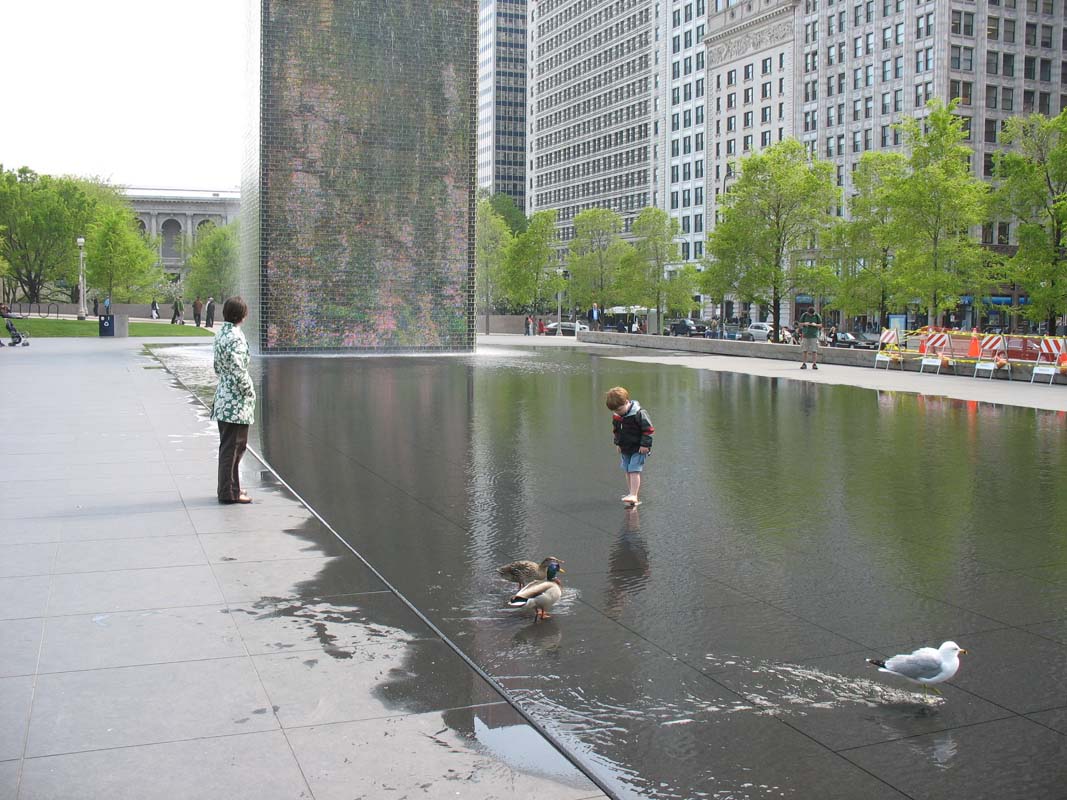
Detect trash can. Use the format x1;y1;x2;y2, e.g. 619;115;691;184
98;314;128;338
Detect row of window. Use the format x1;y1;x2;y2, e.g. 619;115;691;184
670;106;706;131
670;132;705;157
675;213;704;235
535;121;649;159
671;1;706;30
537;29;650;79
671;51;706;80
537;148;649;187
535;0;645;56
671;25;706;54
717;80;786;110
718;105;780;133
670;78;706;106
717;129;778;157
669;187;705;210
669;159;705;183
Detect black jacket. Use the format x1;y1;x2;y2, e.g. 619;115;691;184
612;400;654;454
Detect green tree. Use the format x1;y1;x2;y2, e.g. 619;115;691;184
0;166;95;303
567;207;629;312
187;221;239;302
889;101;991;326
488;193;528;236
86;206;161;302
707;139;839;335
475;199;513;327
836;152;909;328
995;111;1067;333
501;209;563;312
618;207;685;328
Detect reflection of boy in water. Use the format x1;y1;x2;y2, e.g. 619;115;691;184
606;509;651;614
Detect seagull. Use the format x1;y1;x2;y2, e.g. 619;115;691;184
867;641;967;696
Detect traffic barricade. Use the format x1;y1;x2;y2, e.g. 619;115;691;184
1031;337;1066;385
874;329;904;370
919;332;957;375
973;334;1010;380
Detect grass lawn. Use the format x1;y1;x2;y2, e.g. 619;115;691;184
9;318;214;338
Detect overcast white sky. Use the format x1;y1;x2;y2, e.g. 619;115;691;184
0;1;246;190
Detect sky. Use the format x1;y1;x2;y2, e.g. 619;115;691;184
0;1;247;190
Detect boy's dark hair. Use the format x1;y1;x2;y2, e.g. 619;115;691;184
223;296;248;324
605;386;630;410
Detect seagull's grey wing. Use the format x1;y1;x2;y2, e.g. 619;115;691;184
884;648;943;680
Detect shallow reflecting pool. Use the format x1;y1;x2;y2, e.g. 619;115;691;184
165;343;1067;799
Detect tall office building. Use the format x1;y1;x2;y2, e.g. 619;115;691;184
479;0;529;206
707;0;1067;198
705;0;1067;322
526;0;655;245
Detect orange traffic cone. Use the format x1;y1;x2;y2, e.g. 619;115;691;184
918;337;926;355
967;328;980;358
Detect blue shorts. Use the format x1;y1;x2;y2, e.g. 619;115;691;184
619;452;647;473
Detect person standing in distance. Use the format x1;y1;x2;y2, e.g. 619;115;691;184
606;386;654;507
204;297;216;328
193;296;204;327
798;305;823;370
211;297;256;504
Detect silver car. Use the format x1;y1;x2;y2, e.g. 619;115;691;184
742;322;774;342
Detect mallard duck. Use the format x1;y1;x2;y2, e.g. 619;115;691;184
496;556;564;589
507;559;564;621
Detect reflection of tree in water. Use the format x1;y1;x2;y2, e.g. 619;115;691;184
605;509;651;615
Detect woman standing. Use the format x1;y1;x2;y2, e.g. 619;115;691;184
211;297;256;504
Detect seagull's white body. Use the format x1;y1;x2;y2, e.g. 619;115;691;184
868;641;967;688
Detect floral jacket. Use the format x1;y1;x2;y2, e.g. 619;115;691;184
210;322;256;425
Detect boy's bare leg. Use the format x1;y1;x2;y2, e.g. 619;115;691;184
627;471;641;500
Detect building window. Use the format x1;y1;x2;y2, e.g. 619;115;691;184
986;85;998;109
950;80;973;105
950;46;974;71
1003;87;1014;111
984;118;998;143
1003;54;1015;77
1003;19;1015;44
951;11;975;36
987;51;999;75
988;17;999;40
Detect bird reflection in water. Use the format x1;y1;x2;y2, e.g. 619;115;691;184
605;508;651;615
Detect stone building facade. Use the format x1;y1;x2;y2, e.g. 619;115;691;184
126;188;240;279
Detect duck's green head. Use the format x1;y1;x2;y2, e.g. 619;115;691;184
546;560;563;580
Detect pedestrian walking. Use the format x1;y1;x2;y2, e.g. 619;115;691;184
798;305;823;369
606;386;654;508
92;297;99;316
211;296;256;505
524;315;533;336
205;297;215;328
589;302;602;331
537;318;546;335
150;299;160;320
103;296;111;316
172;297;184;325
193;296;204;327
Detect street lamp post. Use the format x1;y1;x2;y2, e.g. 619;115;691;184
76;237;87;320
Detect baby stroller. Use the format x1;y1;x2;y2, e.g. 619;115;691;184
5;316;29;346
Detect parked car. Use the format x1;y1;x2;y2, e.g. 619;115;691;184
720;323;742;340
545;321;590;336
665;318;707;337
741;321;774;341
831;331;878;349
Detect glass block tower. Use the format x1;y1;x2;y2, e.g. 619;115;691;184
244;0;477;352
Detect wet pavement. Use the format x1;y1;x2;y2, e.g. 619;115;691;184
3;336;1067;799
1;339;605;800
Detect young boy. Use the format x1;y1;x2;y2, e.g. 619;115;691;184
606;386;654;506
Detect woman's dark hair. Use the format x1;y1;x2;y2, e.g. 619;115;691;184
223;296;248;324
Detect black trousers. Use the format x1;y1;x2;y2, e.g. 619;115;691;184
217;421;250;501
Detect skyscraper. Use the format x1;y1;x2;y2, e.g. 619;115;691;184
479;0;529;206
525;0;655;245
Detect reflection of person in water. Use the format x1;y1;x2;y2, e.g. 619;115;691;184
605;510;651;614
